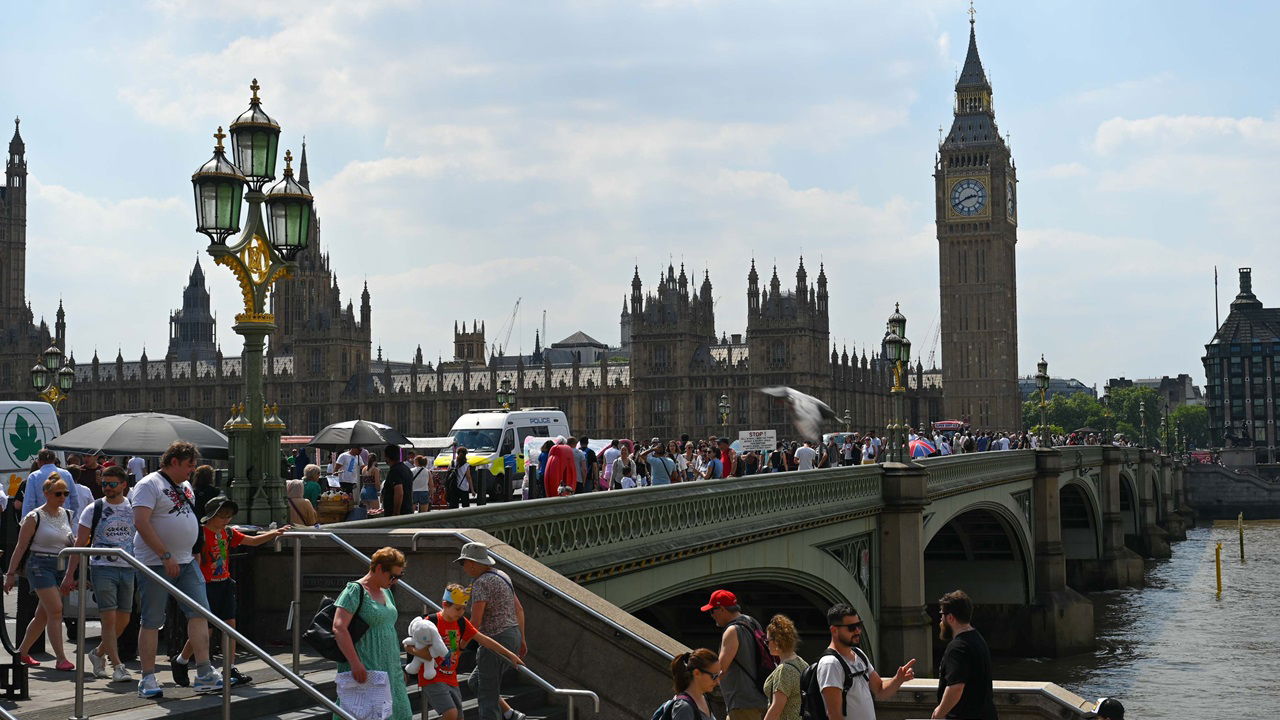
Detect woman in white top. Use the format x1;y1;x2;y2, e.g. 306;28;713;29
612;444;638;489
2;472;77;670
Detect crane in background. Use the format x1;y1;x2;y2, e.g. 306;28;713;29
926;316;941;370
490;297;521;357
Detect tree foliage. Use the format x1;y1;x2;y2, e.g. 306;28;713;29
1020;386;1163;442
1171;404;1210;448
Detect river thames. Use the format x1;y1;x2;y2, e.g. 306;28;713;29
995;519;1280;718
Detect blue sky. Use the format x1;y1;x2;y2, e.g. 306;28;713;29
4;0;1279;390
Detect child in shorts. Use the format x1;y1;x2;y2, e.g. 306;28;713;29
170;496;289;687
411;584;524;720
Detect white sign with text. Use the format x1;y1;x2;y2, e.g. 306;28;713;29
738;429;777;453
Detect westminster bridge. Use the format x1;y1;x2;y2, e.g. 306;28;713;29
241;447;1190;719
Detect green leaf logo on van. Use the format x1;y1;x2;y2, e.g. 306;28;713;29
10;415;42;461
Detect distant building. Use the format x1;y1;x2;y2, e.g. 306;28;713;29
1202;267;1277;459
1018;376;1096;402
1104;375;1203;408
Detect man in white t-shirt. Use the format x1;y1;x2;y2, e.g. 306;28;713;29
794;440;818;471
131;441;222;698
816;603;915;720
127;456;147;485
332;446;362;496
601;440;621;489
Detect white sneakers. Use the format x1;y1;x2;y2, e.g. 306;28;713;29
88;647;108;679
112;664;134;683
137;673;163;699
192;668;225;694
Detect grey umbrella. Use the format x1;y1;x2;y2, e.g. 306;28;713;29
309;420;411;451
46;412;229;459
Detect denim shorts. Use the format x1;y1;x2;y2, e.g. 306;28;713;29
139;561;209;629
360;484;379;501
90;565;136;612
412;490;431;506
422;682;464;714
25;553;64;591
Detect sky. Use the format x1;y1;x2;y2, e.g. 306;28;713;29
4;0;1279;390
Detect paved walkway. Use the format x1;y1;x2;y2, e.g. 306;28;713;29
2;616;333;720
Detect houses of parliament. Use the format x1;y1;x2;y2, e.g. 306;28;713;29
1;18;1024;439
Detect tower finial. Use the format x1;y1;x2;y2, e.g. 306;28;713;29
968;0;976;26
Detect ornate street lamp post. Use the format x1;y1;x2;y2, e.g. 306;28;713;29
885;304;910;463
496;379;516;410
1101;394;1113;444
31;344;74;410
1139;399;1148;448
191;79;313;525
718;393;731;436
842;409;852;434
1034;355;1050;448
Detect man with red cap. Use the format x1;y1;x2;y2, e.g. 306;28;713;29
702;589;769;720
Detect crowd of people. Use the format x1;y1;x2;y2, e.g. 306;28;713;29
2;442;289;697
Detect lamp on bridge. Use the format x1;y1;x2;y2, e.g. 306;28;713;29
842;408;852;433
1101;394;1114;444
31;344;74;410
1034;355;1050;448
497;379;516;409
191;79;314;525
718;393;731;435
1139;399;1148;448
885;304;910;463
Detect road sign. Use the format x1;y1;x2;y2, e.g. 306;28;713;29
738;429;776;453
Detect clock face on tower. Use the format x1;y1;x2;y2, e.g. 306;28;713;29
950;178;987;216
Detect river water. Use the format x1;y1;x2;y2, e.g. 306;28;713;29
994;520;1280;718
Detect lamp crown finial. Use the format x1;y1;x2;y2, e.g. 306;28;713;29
213;126;226;151
250;78;261;103
282;149;294;176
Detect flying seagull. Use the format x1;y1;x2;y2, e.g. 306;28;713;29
759;386;837;441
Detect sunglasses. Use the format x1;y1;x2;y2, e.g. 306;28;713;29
697;669;722;681
102;481;124;488
388;572;403;582
833;621;865;631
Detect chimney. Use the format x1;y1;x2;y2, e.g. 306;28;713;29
1232;267;1263;310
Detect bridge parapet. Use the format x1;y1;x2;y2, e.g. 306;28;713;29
345;464;885;579
918;450;1039;497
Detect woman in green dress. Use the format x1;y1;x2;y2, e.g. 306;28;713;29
333;546;412;719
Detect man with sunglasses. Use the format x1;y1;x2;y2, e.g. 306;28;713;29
817;603;916;720
932;590;996;720
63;466;135;682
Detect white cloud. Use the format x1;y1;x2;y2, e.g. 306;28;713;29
1042;162;1086;179
1093;113;1280;154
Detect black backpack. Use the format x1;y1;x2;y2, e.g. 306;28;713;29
650;692;695;720
799;648;871;720
728;616;778;685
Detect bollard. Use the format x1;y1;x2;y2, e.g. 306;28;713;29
1238;512;1245;562
1215;541;1223;596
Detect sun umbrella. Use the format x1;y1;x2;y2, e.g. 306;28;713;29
909;438;937;458
46;412;229;459
309;420;411;451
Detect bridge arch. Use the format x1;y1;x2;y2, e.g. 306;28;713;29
1118;470;1141;545
1058;477;1102;560
924;500;1032;607
611;556;878;662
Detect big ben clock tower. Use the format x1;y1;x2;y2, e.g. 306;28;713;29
936;12;1020;429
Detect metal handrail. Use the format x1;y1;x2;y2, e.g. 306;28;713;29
280;530;601;718
0;704;15;720
60;547;355;720
410;529;674;661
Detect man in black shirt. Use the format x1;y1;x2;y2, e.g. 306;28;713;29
933;590;997;720
379;445;415;516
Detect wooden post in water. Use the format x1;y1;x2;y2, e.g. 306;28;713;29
1215;542;1223;596
1238;512;1245;562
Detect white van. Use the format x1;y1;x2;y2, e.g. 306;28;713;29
0;401;63;498
434;408;571;500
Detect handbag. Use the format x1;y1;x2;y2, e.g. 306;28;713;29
303;581;369;662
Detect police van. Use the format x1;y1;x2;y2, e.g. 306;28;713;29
435;408;571;501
